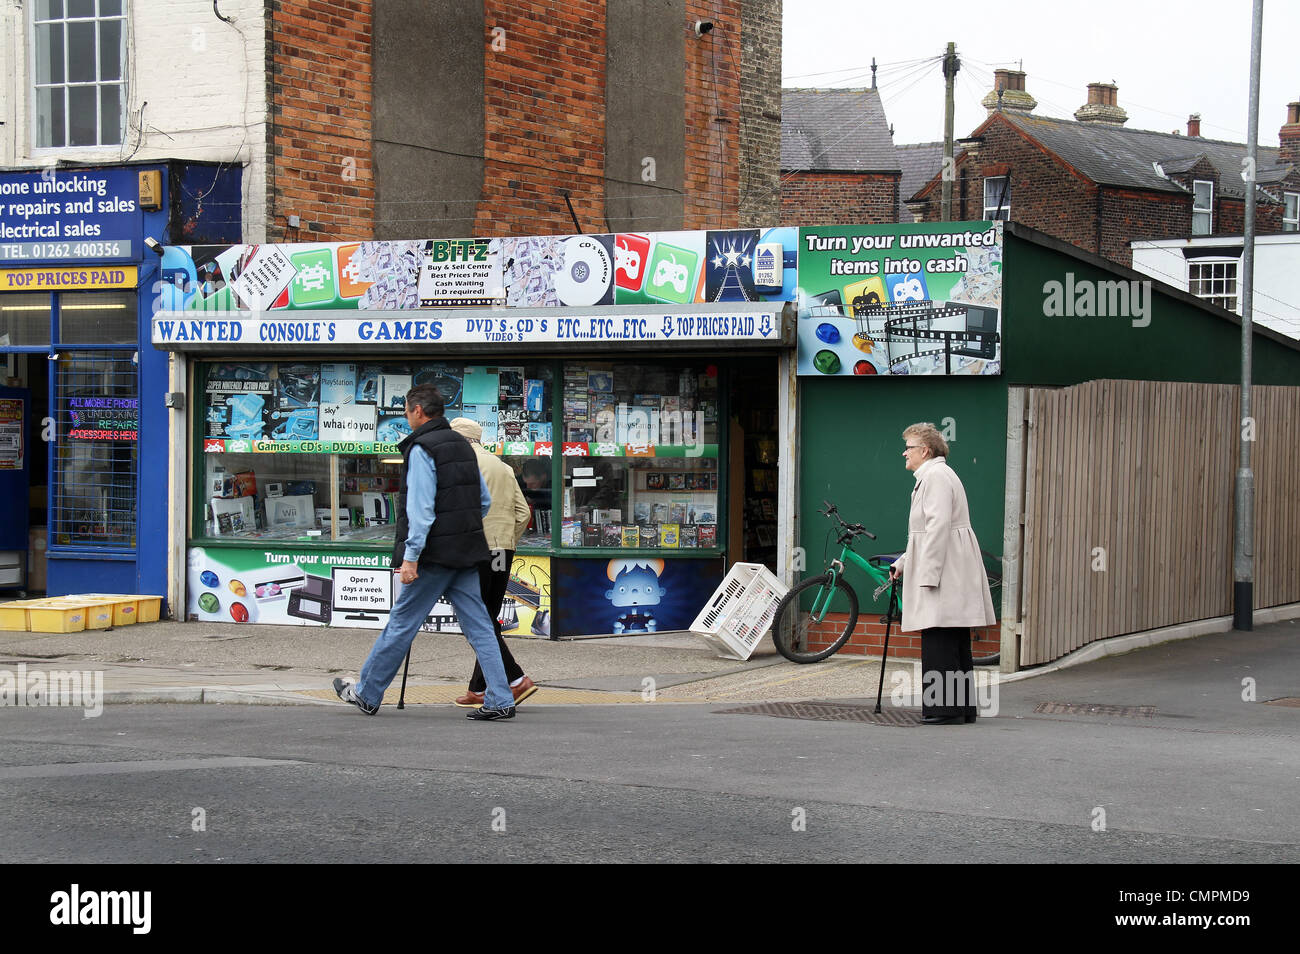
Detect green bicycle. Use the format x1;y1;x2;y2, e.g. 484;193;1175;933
770;501;899;664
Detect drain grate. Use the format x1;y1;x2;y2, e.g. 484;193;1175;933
1263;697;1300;708
1034;702;1155;718
714;700;922;726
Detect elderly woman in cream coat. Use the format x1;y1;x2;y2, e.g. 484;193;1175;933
889;422;995;725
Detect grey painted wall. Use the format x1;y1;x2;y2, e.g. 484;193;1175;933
605;0;686;232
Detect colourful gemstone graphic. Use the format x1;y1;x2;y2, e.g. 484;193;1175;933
853;360;878;375
852;333;874;353
200;570;220;588
198;592;220;613
813;350;841;374
229;602;249;622
815;322;841;344
229;580;247;597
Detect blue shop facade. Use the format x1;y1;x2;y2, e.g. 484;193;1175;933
0;161;241;603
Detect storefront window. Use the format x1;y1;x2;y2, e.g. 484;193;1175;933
52;349;137;548
59;290;137;344
198;360;556;548
0;293;52;347
558;361;720;549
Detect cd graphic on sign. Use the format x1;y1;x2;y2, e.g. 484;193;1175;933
555;236;613;307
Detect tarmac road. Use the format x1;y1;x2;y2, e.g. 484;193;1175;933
0;621;1296;864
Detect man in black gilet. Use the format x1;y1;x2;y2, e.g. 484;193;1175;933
333;385;517;721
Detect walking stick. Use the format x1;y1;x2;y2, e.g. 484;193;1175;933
873;577;900;714
397;647;411;709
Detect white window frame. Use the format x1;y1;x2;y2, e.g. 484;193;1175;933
30;0;128;151
983;176;1010;221
1187;258;1239;313
1284;192;1299;232
1192;179;1214;236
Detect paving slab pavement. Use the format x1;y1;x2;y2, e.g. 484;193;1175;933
1;609;1296;711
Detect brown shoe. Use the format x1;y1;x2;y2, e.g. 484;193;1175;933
453;688;485;708
512;676;538;705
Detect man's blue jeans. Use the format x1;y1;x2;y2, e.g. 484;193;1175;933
356;563;513;710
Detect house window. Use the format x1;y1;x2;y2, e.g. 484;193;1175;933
983;177;1010;221
1192;180;1214;235
1188;260;1238;312
32;0;127;149
1285;193;1299;232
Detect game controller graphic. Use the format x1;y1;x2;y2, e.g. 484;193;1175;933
892;277;926;302
652;255;688;294
615;240;641;278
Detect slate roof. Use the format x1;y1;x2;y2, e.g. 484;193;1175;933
1000;113;1286;200
897;141;966;219
781;88;900;173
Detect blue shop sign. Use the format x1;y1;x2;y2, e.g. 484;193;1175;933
0;167;142;264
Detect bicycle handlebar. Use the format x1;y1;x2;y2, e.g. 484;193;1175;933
820;500;877;540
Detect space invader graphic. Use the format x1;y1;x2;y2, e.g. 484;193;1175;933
289;249;337;306
644;242;698;304
336;244;370;299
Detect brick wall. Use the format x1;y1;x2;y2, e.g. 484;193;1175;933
684;0;742;230
807;615;1001;659
1098;189;1189;267
738;0;782;227
268;0;374;242
780;171;900;225
474;1;607;236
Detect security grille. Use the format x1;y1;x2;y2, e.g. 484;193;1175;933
51;349;137;548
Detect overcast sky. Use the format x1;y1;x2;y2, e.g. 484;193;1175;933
782;0;1300;149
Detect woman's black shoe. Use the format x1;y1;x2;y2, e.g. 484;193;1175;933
921;715;964;725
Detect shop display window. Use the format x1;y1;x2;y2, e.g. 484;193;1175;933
557;360;721;550
197;360;555;549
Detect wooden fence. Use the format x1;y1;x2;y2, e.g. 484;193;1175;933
1008;380;1300;667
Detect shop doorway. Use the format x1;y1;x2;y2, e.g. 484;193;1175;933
0;355;49;595
729;357;779;571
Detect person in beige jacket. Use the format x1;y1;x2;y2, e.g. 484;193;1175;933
889;422;995;724
449;417;538;707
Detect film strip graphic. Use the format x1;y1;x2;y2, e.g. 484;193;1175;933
851;298;1000;374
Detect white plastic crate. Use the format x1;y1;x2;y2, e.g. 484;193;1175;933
690;562;789;660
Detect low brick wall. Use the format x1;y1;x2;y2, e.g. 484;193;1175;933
806;615;1000;659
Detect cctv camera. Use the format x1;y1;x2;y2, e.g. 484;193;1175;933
144;237;164;256
694;20;713;36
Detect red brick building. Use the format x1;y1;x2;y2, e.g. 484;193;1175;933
780;88;901;225
266;0;783;242
907;71;1300;268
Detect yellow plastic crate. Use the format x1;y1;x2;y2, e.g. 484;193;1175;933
47;598;116;630
81;594;140;626
0;600;40;632
125;595;163;623
25;601;88;634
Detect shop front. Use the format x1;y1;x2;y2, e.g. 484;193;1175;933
152;231;797;637
0;161;240;602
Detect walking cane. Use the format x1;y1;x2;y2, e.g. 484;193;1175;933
873;575;900;714
397;648;411;709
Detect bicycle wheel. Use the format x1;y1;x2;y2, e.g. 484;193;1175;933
770;573;859;663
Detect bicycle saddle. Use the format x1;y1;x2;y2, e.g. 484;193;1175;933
868;552;905;566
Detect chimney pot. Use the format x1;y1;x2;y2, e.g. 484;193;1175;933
982;68;1035;115
1187;113;1201;137
1076;82;1127;125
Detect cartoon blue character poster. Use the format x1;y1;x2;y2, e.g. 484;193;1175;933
552;557;724;637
